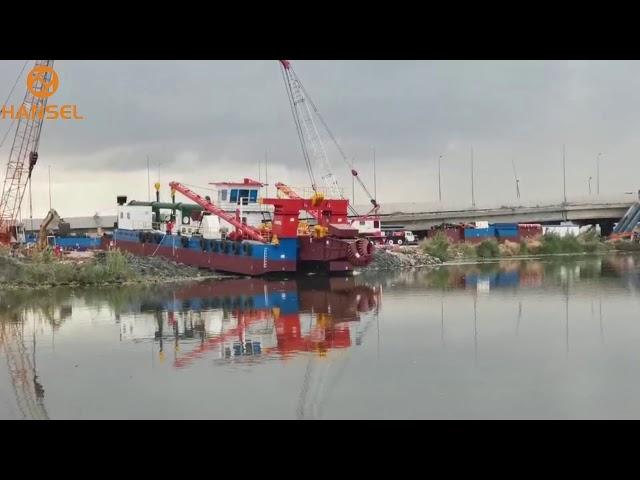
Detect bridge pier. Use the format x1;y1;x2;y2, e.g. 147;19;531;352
598;220;616;237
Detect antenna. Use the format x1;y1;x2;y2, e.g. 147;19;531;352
147;155;151;202
157;159;161;202
264;150;268;198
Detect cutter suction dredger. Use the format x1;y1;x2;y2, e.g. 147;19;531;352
107;181;375;276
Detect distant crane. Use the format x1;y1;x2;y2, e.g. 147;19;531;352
278;61;380;223
0;60;54;245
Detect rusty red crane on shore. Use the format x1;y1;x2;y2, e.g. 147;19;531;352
0;60;55;245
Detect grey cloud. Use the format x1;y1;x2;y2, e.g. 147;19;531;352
2;60;640;216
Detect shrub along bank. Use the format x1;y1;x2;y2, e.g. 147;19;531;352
0;249;212;289
420;232;616;262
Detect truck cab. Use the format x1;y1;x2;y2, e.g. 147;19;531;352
382;227;416;245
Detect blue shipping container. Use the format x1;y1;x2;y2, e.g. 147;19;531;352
495;228;519;238
54;237;101;250
464;227;496;239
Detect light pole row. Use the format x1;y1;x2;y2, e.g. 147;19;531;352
436;150;609;205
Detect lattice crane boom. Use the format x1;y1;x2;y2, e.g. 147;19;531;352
278;60;380;222
0;60;54;243
279;60;342;199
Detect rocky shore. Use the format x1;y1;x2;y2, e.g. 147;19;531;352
360;246;442;271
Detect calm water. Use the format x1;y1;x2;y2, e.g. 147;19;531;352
2;253;640;419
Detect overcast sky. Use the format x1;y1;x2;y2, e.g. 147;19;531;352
1;60;640;218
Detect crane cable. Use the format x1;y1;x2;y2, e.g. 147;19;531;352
0;60;29;151
287;65;359;216
280;64;317;192
296;70;378;209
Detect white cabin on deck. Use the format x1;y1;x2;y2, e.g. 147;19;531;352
117;205;153;231
350;218;382;236
210;178;271;231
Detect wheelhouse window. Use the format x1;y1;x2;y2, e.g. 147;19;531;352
219;189;228;202
249;189;258;203
229;189;238;203
239;189;250;202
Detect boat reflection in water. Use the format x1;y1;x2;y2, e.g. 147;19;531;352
5;253;640;419
118;277;381;368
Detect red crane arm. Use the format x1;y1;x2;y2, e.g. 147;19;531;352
169;181;266;243
275;182;302;199
274;182;324;224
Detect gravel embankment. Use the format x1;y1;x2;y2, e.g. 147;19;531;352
101;251;210;280
361;246;441;271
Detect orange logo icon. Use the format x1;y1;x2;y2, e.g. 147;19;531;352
27;65;59;99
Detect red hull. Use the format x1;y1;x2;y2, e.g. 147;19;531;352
111;240;296;276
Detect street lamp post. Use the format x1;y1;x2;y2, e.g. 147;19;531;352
511;157;520;200
597;153;602;195
471;147;476;208
562;144;567;204
588;176;592;195
438;155;443;203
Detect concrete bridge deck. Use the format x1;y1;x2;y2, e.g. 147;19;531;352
353;195;637;234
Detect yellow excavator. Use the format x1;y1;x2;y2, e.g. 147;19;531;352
36;209;62;250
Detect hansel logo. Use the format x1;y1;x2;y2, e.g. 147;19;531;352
27;65;59;98
1;64;84;121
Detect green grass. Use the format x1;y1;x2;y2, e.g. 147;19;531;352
1;250;138;287
420;232;452;262
537;234;583;254
476;239;501;258
535;233;612;255
417;231;617;263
